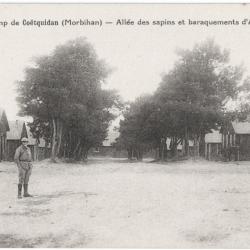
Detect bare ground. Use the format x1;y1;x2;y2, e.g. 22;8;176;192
0;158;250;248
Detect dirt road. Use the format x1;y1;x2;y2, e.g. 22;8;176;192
0;158;250;248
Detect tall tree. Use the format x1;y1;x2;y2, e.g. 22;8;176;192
155;39;243;157
115;95;155;160
17;37;120;161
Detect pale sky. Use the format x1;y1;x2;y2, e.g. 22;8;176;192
1;4;250;122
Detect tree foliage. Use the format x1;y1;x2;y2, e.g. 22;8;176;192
17;37;120;161
115;39;244;160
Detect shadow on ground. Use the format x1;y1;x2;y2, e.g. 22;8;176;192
36;191;98;199
0;232;88;247
185;230;231;246
1;207;51;217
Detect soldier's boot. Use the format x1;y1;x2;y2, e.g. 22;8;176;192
18;184;22;199
23;184;33;197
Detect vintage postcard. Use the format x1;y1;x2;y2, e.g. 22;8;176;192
1;3;250;248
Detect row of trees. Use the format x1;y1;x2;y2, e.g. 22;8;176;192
115;39;248;160
17;38;250;162
17;38;121;161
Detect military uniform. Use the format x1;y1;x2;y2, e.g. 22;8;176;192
14;139;33;198
14;145;33;184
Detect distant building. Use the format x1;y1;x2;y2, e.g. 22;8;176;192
205;129;222;160
90;129;127;158
177;139;194;156
221;121;250;161
6;120;28;161
27;126;51;161
6;120;50;161
166;138;183;151
0;108;10;161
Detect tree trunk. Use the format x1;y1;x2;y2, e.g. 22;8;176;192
161;143;165;161
51;118;57;162
82;146;89;160
51;118;64;161
45;140;48;158
63;142;66;158
68;131;72;158
136;149;139;160
199;133;205;157
56;120;63;157
193;135;200;159
155;147;159;160
128;147;132;160
76;145;83;161
159;138;166;161
137;147;143;161
197;138;200;158
181;139;185;156
73;140;81;159
170;137;178;158
184;125;189;157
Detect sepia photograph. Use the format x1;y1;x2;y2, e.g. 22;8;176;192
1;3;250;248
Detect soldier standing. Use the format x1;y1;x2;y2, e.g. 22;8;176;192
14;137;33;199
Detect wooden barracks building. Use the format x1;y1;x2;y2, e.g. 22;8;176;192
0;108;10;161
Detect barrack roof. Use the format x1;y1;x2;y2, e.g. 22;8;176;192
6;120;26;140
232;121;250;134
